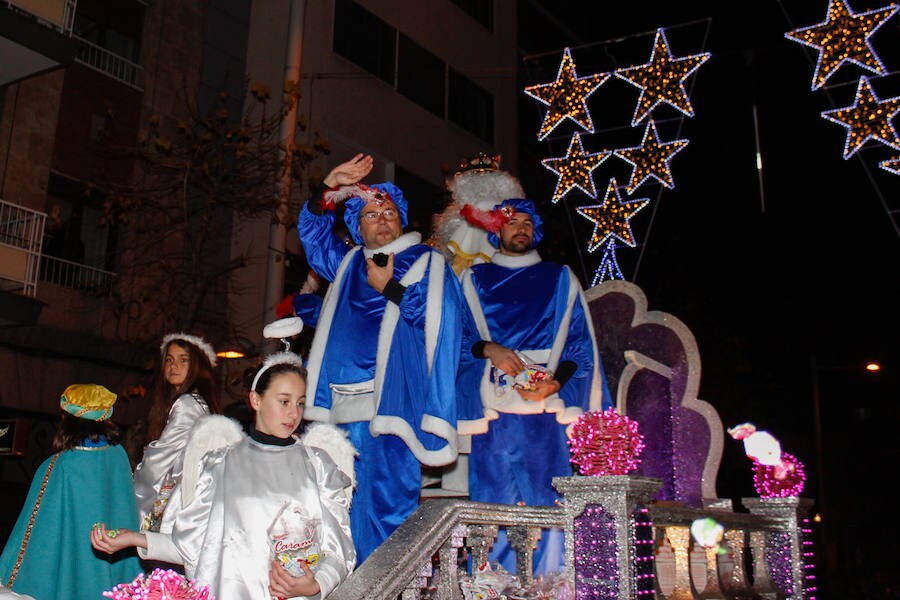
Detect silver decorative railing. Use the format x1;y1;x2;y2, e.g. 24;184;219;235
73;34;144;89
331;477;816;600
38;253;116;294
0;199;46;296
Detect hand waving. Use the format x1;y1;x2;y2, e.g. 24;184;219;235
324;153;374;188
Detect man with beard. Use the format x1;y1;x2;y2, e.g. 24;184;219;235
458;198;611;574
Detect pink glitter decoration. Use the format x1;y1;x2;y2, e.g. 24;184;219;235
104;568;215;600
568;408;645;476
753;452;806;498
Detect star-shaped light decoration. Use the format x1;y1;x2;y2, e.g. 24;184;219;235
614;28;710;125
879;156;900;174
524;48;610;141
820;76;900;158
784;0;898;90
541;133;610;202
614;120;689;193
576;178;650;252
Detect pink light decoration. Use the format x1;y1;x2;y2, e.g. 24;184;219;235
104;568;215;600
753;452;806;498
568;408;645;476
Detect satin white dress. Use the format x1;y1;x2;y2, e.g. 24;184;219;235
145;435;355;599
133;393;209;528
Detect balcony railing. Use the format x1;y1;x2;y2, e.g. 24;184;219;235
331;478;816;600
0;199;46;296
73;34;144;90
38;254;116;294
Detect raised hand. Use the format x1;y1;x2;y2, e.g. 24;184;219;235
324;153;374;188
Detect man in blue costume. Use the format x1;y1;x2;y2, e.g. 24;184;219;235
297;154;482;563
459;198;612;574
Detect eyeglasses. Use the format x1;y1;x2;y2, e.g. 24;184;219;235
360;208;398;222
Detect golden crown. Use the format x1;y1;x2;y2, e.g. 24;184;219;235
456;152;501;175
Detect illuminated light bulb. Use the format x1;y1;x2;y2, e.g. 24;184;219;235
820;76;900;158
784;0;898;90
591;239;625;285
576;178;650;252
613;119;689;193
614;28;710;125
524;47;610;141
879;156;900;175
865;362;881;372
541;132;610;202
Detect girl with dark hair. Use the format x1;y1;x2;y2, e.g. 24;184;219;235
134;333;221;532
92;352;357;599
0;385;142;600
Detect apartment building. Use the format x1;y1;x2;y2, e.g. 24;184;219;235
0;0;518;537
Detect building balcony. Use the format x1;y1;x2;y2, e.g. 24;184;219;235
73;33;144;90
0;0;78;86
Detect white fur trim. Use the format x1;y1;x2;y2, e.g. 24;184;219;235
250;351;305;391
180;415;245;508
424;252;445;374
263;317;304;340
161;332;218;367
305;247;363;422
457;416;490;435
301;422;358;502
373;252;430;404
369;415;458;467
490;250;541;268
362;231;421;256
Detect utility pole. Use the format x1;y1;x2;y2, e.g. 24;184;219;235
263;0;306;327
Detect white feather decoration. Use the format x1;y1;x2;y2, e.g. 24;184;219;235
180;415;245;508
300;422;358;503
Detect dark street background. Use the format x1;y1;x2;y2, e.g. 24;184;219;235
517;1;899;595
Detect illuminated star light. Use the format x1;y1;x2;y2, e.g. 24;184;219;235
880;156;900;175
614;28;710;125
784;0;898;90
614;120;689;193
576;178;650;252
541;133;610;202
525;48;610;141
591;239;625;285
820;76;900;159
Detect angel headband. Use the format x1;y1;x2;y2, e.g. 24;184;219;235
161;332;218;367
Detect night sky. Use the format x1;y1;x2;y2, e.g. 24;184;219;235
517;1;899;594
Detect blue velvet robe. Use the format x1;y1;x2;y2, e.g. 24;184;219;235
460;250;611;573
0;443;143;600
297;204;482;563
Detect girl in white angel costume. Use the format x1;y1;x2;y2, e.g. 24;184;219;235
92;348;357;599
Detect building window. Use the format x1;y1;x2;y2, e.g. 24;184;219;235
448;68;494;143
333;0;396;85
397;34;446;118
451;0;493;31
72;0;145;62
43;174;116;272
